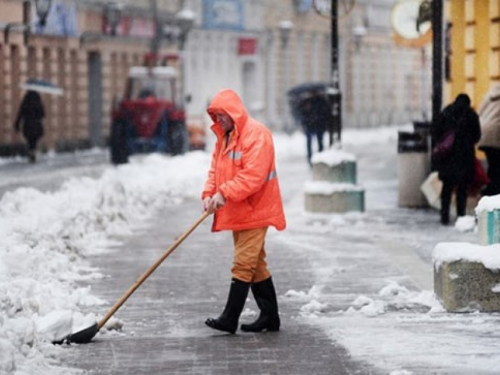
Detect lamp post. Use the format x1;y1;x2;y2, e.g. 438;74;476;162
175;7;194;107
4;0;52;45
279;20;293;133
330;0;342;144
104;2;122;36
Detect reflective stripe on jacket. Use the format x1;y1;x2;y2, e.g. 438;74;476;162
202;89;286;232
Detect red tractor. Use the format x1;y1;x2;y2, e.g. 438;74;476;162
110;54;190;164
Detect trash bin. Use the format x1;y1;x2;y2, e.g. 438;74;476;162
397;131;430;207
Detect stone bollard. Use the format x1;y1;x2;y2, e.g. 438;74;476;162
305;148;365;213
433;242;500;312
476;196;500;245
311;149;357;183
304;181;364;213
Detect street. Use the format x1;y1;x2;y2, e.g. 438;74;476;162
1;127;496;375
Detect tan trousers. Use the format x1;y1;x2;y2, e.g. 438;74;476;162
231;227;271;283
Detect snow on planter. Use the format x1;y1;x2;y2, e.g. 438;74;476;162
433;242;500;312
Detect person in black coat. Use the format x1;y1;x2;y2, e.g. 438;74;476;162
432;93;481;225
14;90;45;162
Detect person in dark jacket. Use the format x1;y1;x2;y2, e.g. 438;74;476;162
433;93;481;224
477;84;500;196
298;90;330;166
14;90;45;162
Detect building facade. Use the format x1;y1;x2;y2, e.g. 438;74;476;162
0;0;430;156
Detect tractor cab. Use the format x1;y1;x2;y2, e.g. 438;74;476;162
110;55;189;164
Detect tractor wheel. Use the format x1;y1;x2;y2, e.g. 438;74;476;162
169;122;188;156
110;120;129;164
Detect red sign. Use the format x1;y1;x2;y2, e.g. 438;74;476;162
102;16;156;38
238;38;257;55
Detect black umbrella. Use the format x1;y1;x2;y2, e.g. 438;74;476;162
287;82;328;99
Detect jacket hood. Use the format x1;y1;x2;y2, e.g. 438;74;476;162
207;89;248;133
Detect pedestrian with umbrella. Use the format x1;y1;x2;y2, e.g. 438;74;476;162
14;79;63;162
14;90;45;163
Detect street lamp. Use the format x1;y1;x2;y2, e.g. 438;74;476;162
279;20;293;133
176;7;195;50
352;24;366;52
104;1;123;36
34;0;52;27
4;0;53;44
279;20;293;48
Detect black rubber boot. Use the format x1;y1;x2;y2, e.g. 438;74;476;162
205;278;250;334
240;277;280;332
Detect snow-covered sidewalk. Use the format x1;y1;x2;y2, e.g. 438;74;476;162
1;126;498;374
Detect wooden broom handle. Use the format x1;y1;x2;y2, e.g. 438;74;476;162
98;211;210;329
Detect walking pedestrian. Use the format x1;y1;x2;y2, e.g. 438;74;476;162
14;90;45;163
298;90;330;166
201;89;286;334
477;84;500;196
432;93;481;224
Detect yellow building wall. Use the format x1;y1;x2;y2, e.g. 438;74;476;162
447;0;500;109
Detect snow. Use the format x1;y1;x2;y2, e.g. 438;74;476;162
0;151;210;374
1;123;499;374
433;242;500;271
476;195;500;213
310;147;356;166
304;181;364;194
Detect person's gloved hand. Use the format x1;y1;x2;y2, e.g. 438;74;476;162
211;192;226;210
203;197;212;213
204;192;226;214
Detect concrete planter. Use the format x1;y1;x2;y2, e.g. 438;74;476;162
477;209;500;246
304;182;365;213
312;160;356;184
433;243;500;312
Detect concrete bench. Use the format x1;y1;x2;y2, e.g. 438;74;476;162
433;242;500;312
304;181;365;213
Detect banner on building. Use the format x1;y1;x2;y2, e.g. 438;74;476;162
32;0;78;37
203;0;244;30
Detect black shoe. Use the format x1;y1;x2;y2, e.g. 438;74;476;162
205;278;250;334
241;277;280;332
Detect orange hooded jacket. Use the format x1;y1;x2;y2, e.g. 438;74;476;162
202;89;286;232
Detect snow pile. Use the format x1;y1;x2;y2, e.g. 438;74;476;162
454;215;476;232
0;151;209;374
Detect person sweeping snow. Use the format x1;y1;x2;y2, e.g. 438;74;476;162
201;89;286;334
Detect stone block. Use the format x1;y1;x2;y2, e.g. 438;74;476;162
312;161;356;184
433;243;500;312
304;182;365;213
